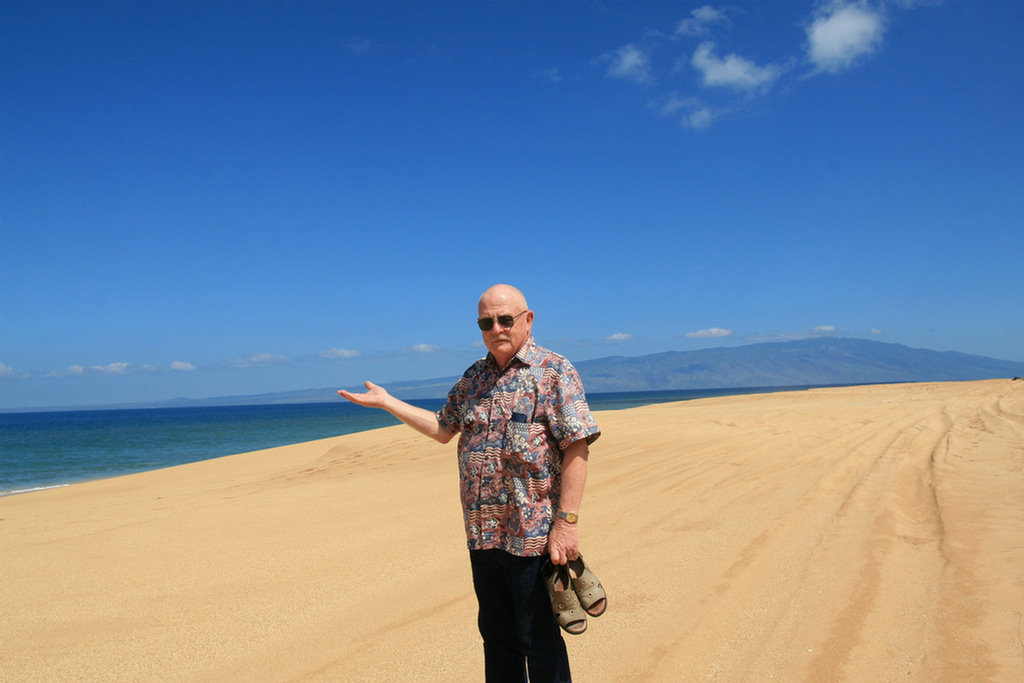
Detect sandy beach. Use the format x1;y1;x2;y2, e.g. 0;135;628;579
4;379;1023;682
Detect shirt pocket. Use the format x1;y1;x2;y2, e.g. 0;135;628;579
503;414;548;472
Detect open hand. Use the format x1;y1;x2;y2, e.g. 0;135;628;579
338;381;390;409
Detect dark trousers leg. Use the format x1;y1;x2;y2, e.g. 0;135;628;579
469;549;572;683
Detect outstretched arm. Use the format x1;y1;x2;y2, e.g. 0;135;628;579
338;381;457;444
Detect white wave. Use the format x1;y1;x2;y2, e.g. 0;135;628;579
1;483;70;497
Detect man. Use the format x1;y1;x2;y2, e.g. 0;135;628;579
338;284;600;683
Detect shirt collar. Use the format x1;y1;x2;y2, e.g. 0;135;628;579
515;336;543;366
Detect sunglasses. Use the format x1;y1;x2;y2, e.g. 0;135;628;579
477;310;527;331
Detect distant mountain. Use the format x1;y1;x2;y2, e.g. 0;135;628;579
573;337;1023;393
147;378;462;408
73;337;1022;410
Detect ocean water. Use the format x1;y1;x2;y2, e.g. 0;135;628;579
0;387;801;497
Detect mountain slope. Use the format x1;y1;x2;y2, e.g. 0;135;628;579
68;337;1021;410
573;337;1022;393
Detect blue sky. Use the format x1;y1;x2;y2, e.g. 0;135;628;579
2;0;1022;409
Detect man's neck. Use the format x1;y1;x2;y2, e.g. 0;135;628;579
490;336;532;370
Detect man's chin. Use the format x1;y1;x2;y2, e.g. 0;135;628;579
488;340;513;355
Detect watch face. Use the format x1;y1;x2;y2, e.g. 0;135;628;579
563;512;578;524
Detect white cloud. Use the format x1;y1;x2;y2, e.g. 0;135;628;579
677;5;728;37
870;328;883;334
539;67;563;84
411;343;440;354
93;362;131;374
0;363;31;379
686;105;714;129
348;37;371;55
806;3;885;74
687;327;733;339
658;95;716;130
320;348;360;359
232;353;288;367
606;44;653;84
606;332;634;341
171;361;197;372
752;325;841;342
692;42;781;91
59;362;133;377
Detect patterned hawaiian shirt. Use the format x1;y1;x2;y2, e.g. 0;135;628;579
436;336;601;557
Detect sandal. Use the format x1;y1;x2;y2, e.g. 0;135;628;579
542;560;587;635
568;555;607;618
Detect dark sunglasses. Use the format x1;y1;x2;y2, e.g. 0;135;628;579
477;310;527;331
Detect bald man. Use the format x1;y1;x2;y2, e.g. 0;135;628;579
339;284;601;683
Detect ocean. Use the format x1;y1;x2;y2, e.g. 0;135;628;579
0;387;803;497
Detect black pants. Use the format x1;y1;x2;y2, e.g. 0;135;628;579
469;549;572;683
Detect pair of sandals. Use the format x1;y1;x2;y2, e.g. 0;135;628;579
542;555;607;635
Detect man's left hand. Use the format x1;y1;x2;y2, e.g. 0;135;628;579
547;519;580;565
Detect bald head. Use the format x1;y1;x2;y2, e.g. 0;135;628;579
478;284;528;314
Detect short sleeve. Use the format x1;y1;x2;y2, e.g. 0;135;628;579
436;382;463;432
546;360;601;449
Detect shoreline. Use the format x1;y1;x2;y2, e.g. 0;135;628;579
1;384;855;497
2;482;71;497
5;380;1022;682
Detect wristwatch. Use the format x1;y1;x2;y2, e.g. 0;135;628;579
557;510;579;524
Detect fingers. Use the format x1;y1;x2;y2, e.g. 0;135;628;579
338;382;389;409
548;542;580;566
337;387;369;405
338;381;377;398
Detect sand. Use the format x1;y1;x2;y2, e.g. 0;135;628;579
3;379;1023;682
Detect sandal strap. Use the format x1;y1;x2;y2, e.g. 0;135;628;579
569;556;607;612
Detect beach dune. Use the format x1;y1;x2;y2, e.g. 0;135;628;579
4;380;1023;682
